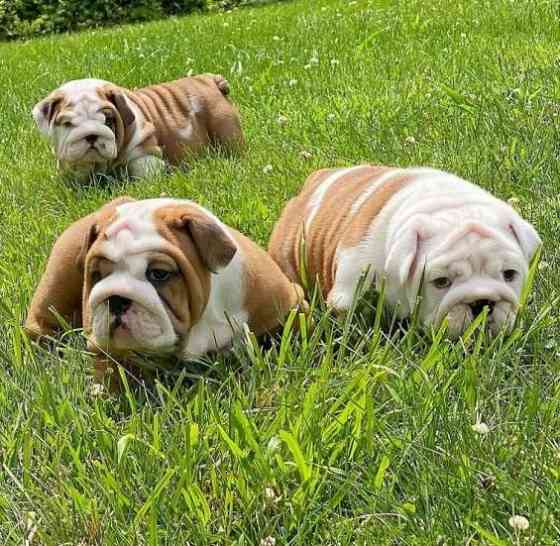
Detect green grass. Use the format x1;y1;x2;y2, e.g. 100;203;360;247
1;0;560;543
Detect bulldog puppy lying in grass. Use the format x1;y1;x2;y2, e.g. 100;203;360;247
32;74;243;180
25;197;305;387
269;165;541;338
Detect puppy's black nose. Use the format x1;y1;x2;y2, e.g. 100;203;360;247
85;134;98;145
469;299;494;317
108;295;131;316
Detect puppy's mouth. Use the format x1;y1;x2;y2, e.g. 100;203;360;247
90;294;179;353
109;314;130;337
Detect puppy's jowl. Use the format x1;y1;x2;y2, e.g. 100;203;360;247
25;198;305;383
269;165;541;338
33;74;243;180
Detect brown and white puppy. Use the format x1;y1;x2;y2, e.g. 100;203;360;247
25;197;305;381
269;165;541;338
32;74;243;179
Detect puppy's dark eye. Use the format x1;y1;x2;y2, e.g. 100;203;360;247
432;277;452;289
503;269;518;282
146;268;174;285
91;271;102;285
104;115;115;129
62;121;73;128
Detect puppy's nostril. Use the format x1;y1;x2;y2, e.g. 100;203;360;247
85;134;98;145
107;295;132;316
469;299;494;316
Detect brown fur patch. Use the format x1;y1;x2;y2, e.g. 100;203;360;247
232;230;306;336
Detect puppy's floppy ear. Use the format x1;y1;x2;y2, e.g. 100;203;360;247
32;91;65;135
104;86;135;127
509;215;542;261
24;196;134;339
182;216;237;273
166;211;237;274
384;215;433;285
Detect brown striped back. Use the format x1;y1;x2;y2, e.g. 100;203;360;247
126;74;242;163
268;165;415;297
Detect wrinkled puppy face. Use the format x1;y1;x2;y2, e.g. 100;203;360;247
82;200;237;355
32;79;134;171
385;209;541;339
421;229;528;338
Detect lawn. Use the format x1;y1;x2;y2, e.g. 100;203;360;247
1;0;560;543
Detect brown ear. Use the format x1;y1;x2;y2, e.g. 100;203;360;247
104;86;135;127
174;214;237;273
24;196;134;339
32;91;65;134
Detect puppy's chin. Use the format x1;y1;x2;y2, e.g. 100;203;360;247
90;303;178;354
429;300;517;339
57;135;118;167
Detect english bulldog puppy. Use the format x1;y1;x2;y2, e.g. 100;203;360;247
269;165;541;338
25;197;305;382
32;74;243;180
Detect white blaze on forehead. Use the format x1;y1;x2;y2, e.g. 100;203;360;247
100;198;177;260
58;79;110;100
305;165;368;231
99;198;236;261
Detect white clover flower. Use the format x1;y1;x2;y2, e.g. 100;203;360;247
326;113;336;122
405;136;417;145
288;79;298;87
272;35;280;41
300;150;312;160
277;115;288;126
330;58;340;65
263;164;273;174
509;515;529;531
310;56;319;64
90;383;105;397
267;436;281;453
264;487;281;506
471;422;490;435
260;537;276;546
